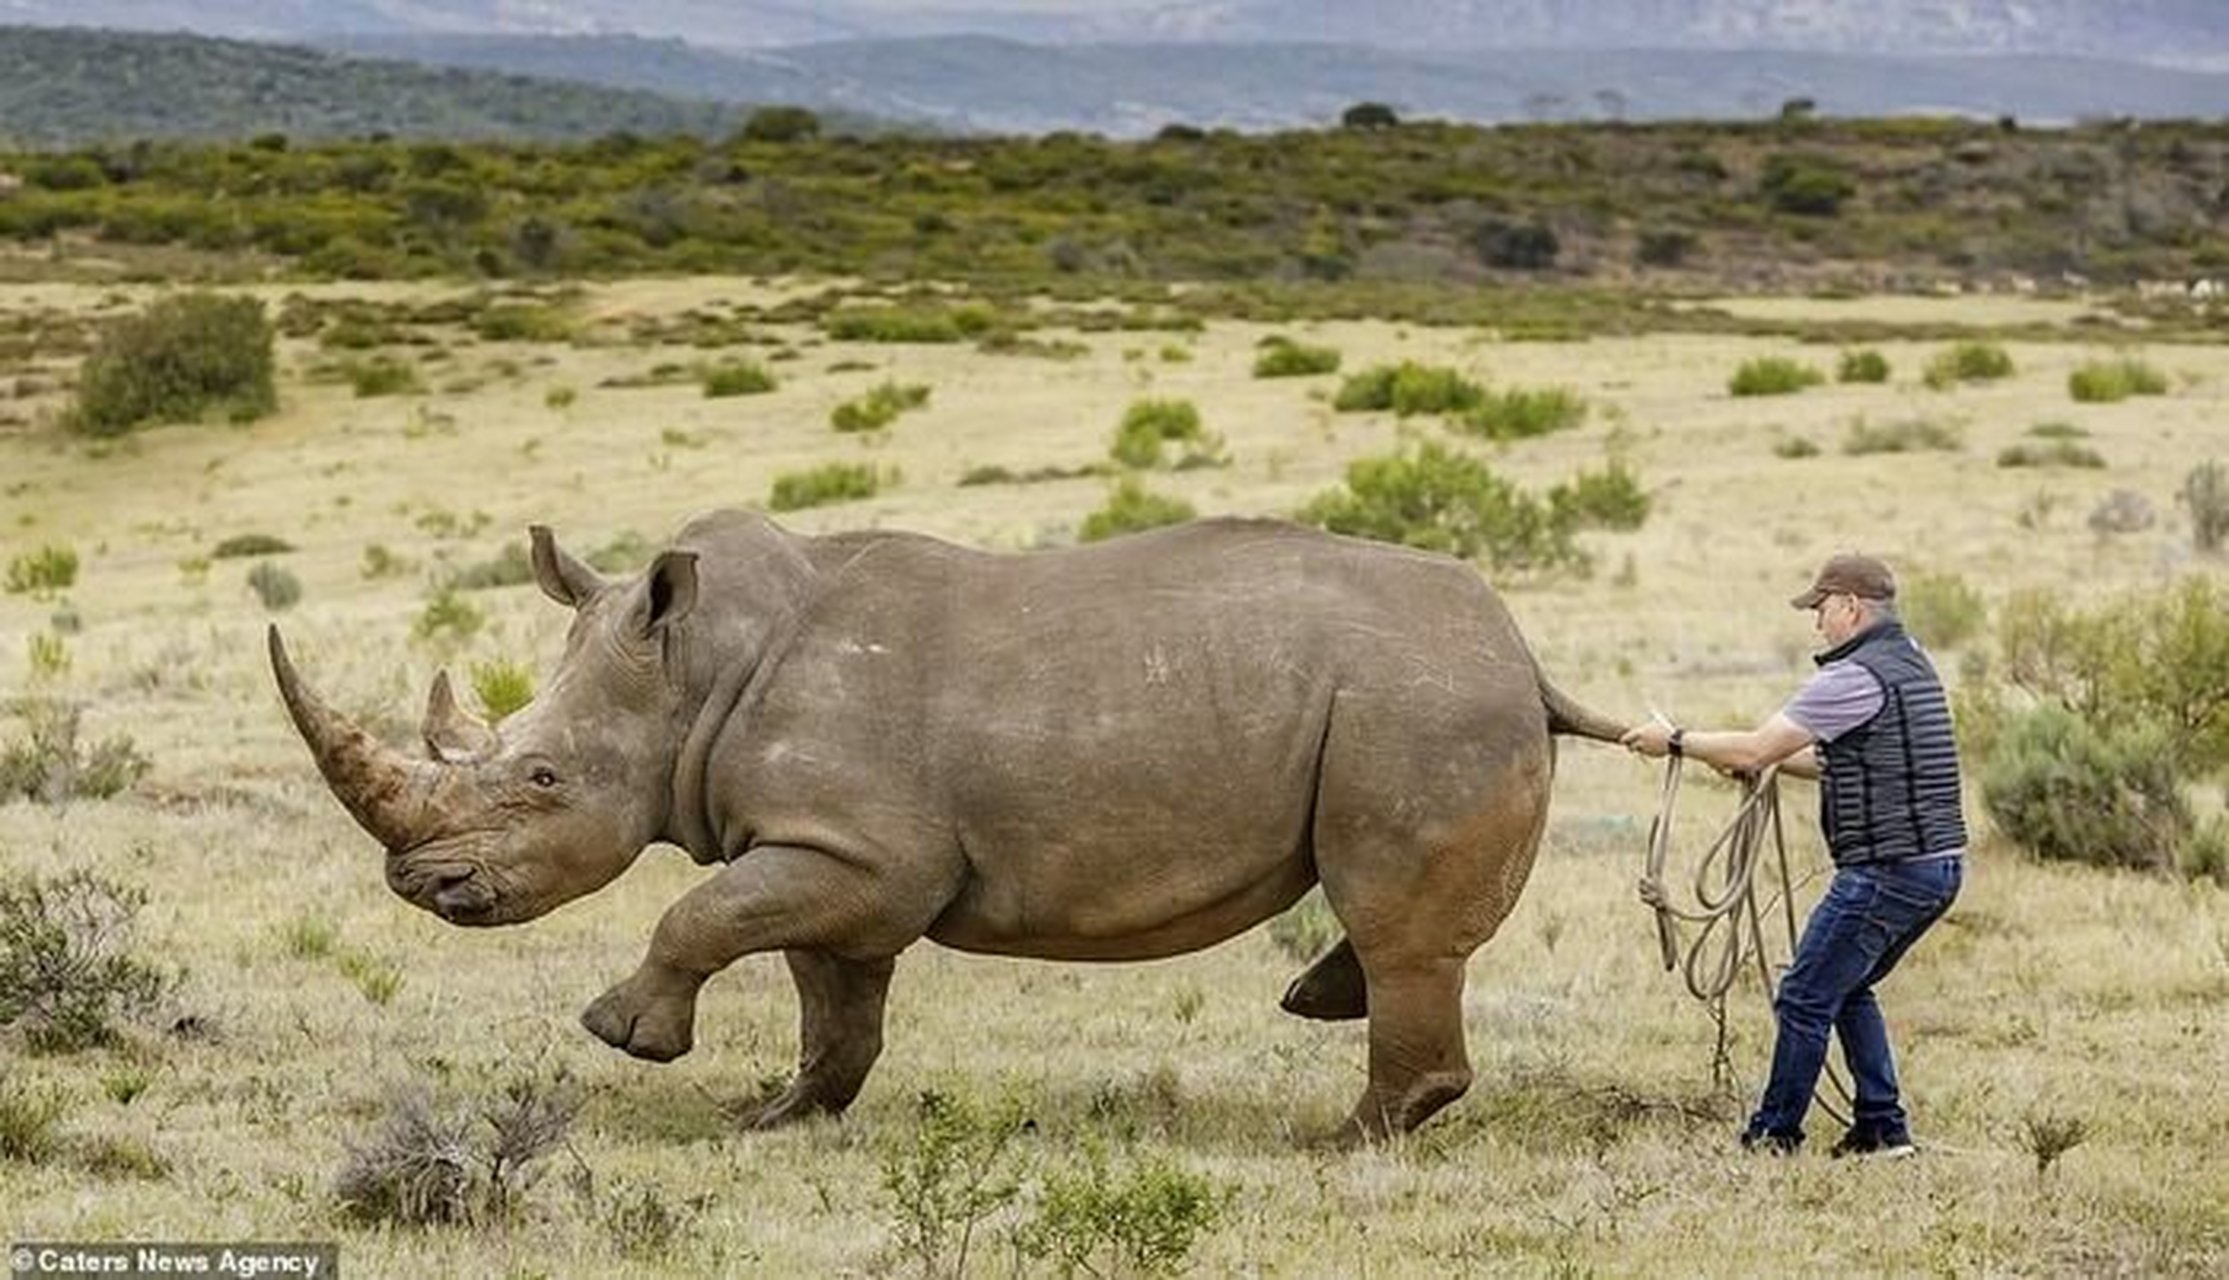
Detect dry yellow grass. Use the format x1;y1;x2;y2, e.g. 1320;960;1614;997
1;280;2225;1276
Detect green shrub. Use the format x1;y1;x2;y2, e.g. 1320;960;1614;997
831;380;931;433
2185;818;2229;884
1252;337;1341;378
1729;356;1825;397
1774;437;1821;459
2027;421;2088;440
1548;460;1650;531
1016;1147;1231;1278
826;305;1000;344
1110;399;1221;470
1297;443;1578;571
0;1081;69;1163
469;658;535;724
27;633;69;683
1995;579;2229;773
2067;357;2167;403
413;587;486;646
1980;706;2186;872
1837;349;1891;383
1997;441;2105;469
769;462;887;512
210;533;294;559
69;293;276;436
246;562;302;611
1899;571;1987;649
335;948;404;1006
879;1089;1026;1280
448;543;534;592
1458;386;1588;441
1923;342;2015;389
2179;460;2229;553
701;361;777;398
343;356;423;398
469;303;574;343
280;913;339;961
5;545;79;599
1080;478;1197;543
1843;417;1962;455
0;870;174;1053
1471;216;1560;270
603;1180;705;1261
0;699;150;805
1333;362;1485;417
1760;152;1856;216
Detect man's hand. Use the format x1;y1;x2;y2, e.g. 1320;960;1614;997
1622;722;1675;758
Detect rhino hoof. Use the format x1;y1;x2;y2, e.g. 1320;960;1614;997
581;983;695;1062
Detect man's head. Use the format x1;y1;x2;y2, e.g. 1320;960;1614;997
1791;552;1896;647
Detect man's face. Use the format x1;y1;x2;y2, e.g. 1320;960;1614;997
1812;592;1866;647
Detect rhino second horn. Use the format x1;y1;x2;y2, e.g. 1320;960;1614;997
423;669;498;763
268;626;445;852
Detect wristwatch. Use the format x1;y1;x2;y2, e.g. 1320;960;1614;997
1668;727;1685;758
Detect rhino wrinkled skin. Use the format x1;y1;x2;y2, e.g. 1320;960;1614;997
271;510;1626;1140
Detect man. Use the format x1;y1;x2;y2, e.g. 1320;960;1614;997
1621;553;1965;1158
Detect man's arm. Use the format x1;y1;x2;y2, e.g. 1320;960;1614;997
1623;712;1816;776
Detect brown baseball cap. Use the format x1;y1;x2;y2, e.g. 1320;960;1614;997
1790;553;1896;609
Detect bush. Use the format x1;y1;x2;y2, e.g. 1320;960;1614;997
1729;356;1824;397
336;1070;583;1227
0;1081;70;1163
1080;478;1197;543
1333;362;1485;417
1297;443;1578;571
1760;152;1856;216
1843;417;1962;455
0;870;174;1052
1457;386;1588;441
1899;571;1987;649
740;105;821;143
770;462;887;512
1923;342;2015;390
1548;460;1650;531
246;562;302;611
413;587;486;646
69;293;276;436
1110;399;1221;470
1980;706;2186;872
469;304;573;343
1995;579;2229;773
1472;217;1560;270
2180;460;2229;553
831;380;931;433
826;305;1000;344
469;659;535;725
2067;357;2167;403
343;356;423;398
1774;437;1821;459
1015;1147;1231;1278
448;543;533;592
1838;349;1891;383
5;546;78;599
210;533;294;559
1997;441;2104;469
1252;336;1341;378
701;361;777;398
1636;227;1696;267
0;699;151;805
880;1089;1026;1280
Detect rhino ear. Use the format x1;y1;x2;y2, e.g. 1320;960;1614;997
530;525;607;610
631;551;698;639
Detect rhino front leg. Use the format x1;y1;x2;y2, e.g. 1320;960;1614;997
582;844;940;1073
743;950;896;1128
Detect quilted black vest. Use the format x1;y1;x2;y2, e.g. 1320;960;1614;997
1814;620;1968;865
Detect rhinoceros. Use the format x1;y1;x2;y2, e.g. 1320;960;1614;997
271;510;1626;1140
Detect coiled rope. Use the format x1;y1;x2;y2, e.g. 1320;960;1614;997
1639;758;1850;1121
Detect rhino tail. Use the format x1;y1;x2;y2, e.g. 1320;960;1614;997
1540;675;1629;744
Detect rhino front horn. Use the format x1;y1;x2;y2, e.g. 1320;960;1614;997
268;626;444;852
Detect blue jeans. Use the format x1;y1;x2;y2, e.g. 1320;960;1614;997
1746;856;1962;1145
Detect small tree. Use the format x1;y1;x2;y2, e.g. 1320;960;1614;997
2180;460;2229;553
739;106;822;144
1472;217;1560;270
1340;102;1400;130
69;293;277;437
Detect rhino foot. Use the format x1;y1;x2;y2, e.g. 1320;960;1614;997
740;1081;838;1130
1280;937;1369;1022
581;973;698;1062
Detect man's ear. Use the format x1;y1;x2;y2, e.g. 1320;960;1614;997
529;525;608;610
631;551;698;638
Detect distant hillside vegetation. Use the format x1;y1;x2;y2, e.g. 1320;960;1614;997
0;25;761;146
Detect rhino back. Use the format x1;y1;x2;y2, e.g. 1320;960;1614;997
707;519;1547;960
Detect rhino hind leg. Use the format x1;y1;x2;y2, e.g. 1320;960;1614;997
1279;937;1369;1021
745;950;897;1129
1340;955;1473;1143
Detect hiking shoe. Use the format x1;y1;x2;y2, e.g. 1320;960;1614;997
1740;1129;1802;1155
1829;1128;1917;1161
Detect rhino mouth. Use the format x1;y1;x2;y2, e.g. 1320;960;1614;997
393;859;503;926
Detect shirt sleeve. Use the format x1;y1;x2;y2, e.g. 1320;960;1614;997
1782;661;1886;743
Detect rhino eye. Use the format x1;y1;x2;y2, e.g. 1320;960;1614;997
529;767;559;789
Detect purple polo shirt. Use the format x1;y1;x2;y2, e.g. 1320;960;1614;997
1783;660;1885;743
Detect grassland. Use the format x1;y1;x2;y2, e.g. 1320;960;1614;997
0;278;2225;1275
